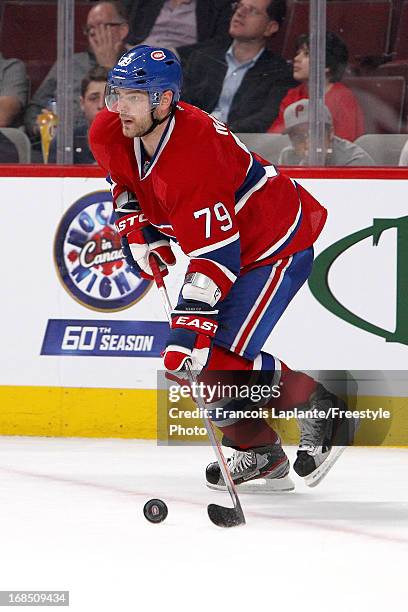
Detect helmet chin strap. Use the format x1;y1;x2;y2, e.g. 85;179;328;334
140;106;175;137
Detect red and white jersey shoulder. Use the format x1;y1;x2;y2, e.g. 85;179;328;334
90;102;327;299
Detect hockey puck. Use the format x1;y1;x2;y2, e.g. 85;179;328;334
143;499;168;523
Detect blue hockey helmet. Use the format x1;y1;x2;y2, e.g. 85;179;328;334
105;45;183;111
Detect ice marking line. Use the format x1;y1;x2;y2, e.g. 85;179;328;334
0;465;196;507
248;511;408;546
1;465;408;546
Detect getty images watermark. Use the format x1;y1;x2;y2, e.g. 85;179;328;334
167;383;391;421
168;381;281;405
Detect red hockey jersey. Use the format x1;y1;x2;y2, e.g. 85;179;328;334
90;102;327;298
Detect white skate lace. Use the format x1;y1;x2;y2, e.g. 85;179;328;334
227;451;254;474
299;419;328;450
299;392;333;451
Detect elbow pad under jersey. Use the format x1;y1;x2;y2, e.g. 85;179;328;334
182;272;221;308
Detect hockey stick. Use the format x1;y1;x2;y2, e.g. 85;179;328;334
149;254;246;528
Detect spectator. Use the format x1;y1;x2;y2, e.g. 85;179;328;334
278;99;374;166
0;133;18;163
0;51;29;162
0;51;29;127
48;66;107;164
181;0;295;133
268;32;365;142
124;0;233;65
24;0;129;139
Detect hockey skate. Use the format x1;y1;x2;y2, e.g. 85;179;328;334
293;383;359;487
206;443;295;493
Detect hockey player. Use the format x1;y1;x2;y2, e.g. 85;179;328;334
90;45;357;491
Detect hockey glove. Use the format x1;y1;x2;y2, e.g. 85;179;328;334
115;212;176;280
164;300;219;375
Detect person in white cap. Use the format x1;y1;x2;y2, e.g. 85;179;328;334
278;98;374;166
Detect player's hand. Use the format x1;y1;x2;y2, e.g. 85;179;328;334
126;234;176;280
163;301;218;375
120;235;145;277
115;212;176;280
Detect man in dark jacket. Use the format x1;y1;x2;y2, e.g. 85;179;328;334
181;0;295;133
125;0;233;64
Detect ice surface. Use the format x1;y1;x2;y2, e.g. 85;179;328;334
0;437;407;611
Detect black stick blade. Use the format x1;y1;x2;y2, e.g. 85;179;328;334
207;503;246;528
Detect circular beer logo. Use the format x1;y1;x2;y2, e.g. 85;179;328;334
54;191;151;311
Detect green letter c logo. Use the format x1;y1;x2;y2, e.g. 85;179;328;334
309;217;408;346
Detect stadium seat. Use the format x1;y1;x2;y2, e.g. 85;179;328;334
377;60;408;81
282;1;392;64
343;76;406;133
0;128;31;162
376;61;408;130
235;133;290;164
354;133;408;165
391;0;408;60
0;1;90;94
267;2;289;56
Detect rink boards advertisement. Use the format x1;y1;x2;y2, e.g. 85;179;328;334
0;167;407;439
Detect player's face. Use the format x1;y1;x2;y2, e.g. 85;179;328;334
293;45;310;82
116;89;153;138
80;80;106;125
229;0;279;40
